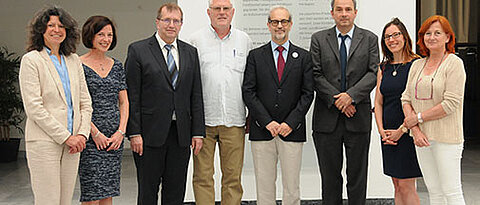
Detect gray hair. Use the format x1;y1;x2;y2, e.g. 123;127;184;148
330;0;357;10
208;0;234;7
268;5;292;21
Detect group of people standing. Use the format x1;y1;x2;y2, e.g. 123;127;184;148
18;0;466;205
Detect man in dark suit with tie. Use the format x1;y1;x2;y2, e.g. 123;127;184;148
243;6;313;205
125;3;205;205
310;0;379;204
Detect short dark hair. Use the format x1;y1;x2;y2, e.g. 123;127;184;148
26;5;79;56
82;16;117;50
331;0;357;10
157;3;183;20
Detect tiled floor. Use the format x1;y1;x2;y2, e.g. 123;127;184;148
1;139;479;205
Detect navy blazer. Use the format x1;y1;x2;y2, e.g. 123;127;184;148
243;41;314;142
125;35;205;147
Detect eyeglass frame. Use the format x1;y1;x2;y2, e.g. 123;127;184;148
384;32;402;40
157;18;183;26
268;19;290;27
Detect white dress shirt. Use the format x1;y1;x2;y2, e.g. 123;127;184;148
156;32;179;70
335;25;355;57
270;40;290;70
188;26;253;127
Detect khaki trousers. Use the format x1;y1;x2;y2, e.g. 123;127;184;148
251;137;303;205
193;126;245;205
26;140;80;205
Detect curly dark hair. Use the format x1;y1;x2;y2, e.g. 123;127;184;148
26;6;79;56
82;15;117;50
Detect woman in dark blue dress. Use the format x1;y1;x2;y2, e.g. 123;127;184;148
374;18;422;205
78;16;128;204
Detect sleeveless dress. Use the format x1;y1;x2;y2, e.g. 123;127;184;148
379;60;422;179
79;59;127;201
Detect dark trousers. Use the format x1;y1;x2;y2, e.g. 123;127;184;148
133;122;191;205
313;116;370;205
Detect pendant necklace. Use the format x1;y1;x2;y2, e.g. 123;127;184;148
392;64;400;77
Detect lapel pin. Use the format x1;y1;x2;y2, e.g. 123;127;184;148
292;52;299;59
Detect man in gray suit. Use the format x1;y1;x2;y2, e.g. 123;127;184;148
310;0;379;204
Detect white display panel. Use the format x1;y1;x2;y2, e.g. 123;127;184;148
179;0;416;201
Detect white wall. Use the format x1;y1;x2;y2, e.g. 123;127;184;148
179;0;417;201
1;0;416;201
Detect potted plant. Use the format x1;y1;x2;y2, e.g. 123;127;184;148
0;46;24;163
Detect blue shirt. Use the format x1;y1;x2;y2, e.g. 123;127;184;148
271;40;290;70
45;47;73;134
335;25;355;57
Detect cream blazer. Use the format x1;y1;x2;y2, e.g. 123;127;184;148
19;49;92;144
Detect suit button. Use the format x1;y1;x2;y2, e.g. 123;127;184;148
337;79;341;82
277;89;282;94
274;104;279;108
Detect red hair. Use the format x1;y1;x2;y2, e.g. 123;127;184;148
417;15;456;56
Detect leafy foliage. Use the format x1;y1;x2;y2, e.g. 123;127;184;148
0;47;24;140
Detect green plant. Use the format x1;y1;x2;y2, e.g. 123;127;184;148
0;46;24;141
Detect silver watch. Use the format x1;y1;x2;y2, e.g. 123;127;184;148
417;112;424;123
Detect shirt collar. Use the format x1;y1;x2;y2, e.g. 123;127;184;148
271;40;290;53
208;25;232;40
44;46;58;56
335;25;355;38
156;31;178;49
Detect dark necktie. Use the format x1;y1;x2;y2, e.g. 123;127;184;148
165;44;178;89
339;34;348;92
276;46;285;81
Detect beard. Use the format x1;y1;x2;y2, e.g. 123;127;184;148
273;32;287;42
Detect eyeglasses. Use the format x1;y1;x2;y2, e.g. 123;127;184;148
384;32;402;40
414;76;434;100
268;19;290;27
158;18;182;26
210;6;232;12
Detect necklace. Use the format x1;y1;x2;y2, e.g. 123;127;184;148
415;52;447;85
392;64;400;77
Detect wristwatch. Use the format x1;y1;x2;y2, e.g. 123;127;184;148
399;124;408;133
417;112;424;123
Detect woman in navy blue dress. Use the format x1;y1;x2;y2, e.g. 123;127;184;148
78;16;128;204
374;18;422;205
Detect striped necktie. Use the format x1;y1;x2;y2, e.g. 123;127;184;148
164;44;178;89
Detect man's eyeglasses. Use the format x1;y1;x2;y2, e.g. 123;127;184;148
384;32;402;40
158;18;182;26
268;19;290;27
210;6;232;12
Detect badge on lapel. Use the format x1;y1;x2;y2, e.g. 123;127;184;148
292;52;299;59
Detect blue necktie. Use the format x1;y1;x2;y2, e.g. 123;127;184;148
165;44;178;89
339;34;348;92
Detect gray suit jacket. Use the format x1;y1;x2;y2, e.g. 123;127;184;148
310;26;379;133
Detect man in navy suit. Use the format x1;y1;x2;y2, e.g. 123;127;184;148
125;3;205;205
242;6;313;205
